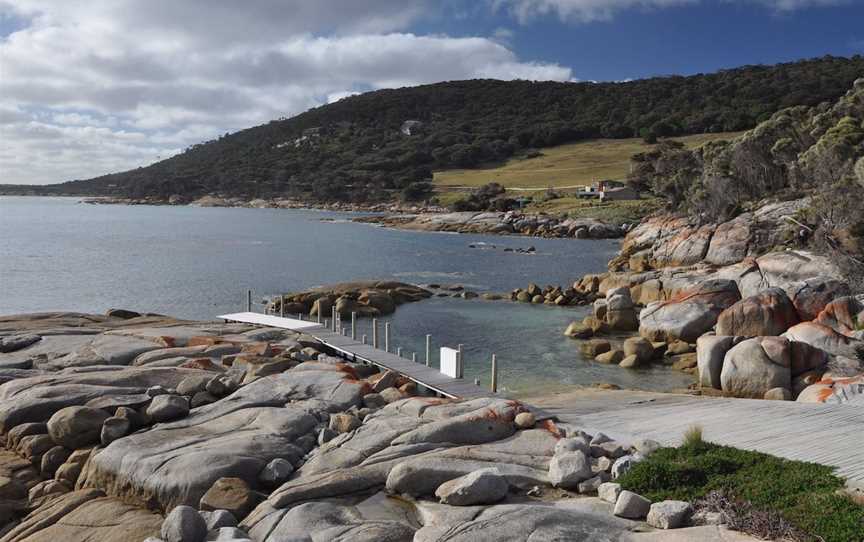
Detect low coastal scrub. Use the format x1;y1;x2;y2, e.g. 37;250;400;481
616;438;864;541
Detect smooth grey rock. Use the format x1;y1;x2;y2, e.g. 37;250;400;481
611;454;642;479
161;505;207;542
83;369;364;511
590;440;626;459
577;472;610;494
594;456;613;472
47;406;110;449
386;457;547;497
614;490;651;519
147;385;171;397
412;502;634;542
548;451;592;489
177;374;213;396
647;500;693;529
696;335;736;390
146;395;190;422
554;436;589;456
259;458;294;486
200;509;238;530
206;526;249;541
0;334;41;353
318;427;337;445
328;413;361;434
598;482;622;503
434;468;509;506
101;416;131;446
362;393;386;409
720;337;792;398
589;432;611;445
632;438;662;457
40;445;71;477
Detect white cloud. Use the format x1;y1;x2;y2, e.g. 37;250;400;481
493;0;849;22
492;0;698;23
0;0;572;184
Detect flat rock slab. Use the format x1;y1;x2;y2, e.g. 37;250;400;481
413;500;636;541
79;369;365;511
0;335;95;370
0;366;204;432
0;489;162;542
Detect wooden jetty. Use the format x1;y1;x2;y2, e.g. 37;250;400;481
218;312;487;400
530;389;864;484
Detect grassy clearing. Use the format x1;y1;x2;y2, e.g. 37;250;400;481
525;196;663;224
433;132;744;189
616;438;864;542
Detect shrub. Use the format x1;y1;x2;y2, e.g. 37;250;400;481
617;441;864;542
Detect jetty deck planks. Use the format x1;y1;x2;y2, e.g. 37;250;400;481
531;389;864;484
219;312;488;400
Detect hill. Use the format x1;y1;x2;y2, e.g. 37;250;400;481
5;55;864;203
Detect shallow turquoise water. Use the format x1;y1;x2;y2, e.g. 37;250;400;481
0;196;694;394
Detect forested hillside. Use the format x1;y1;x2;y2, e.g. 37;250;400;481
10;55;864;203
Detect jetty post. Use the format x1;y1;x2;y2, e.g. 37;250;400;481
411;352;417;363
491;354;498;393
361;334;367;345
397;346;403;357
425;335;432;367
384;322;391;353
280;296;285;317
351;312;357;340
372;319;379;348
457;344;464;379
246;289;252;312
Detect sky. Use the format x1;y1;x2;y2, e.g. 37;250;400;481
1;0;862;185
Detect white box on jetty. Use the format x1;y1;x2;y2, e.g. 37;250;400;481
440;347;460;379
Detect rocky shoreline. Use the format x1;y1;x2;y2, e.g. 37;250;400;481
79;195;446;215
0;311;766;542
354;211;627;239
556;197;864;405
79;195;629;240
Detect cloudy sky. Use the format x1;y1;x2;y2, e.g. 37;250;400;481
1;0;862;185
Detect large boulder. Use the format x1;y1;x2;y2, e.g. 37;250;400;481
814;296;864;336
161;504;207;542
548;451;592;489
623;337;654;364
788;278;851;322
696;335;737;390
646;500;693;529
639;279;740;343
145;395;190;422
797;375;864;405
434;468;509;506
716;288;799;337
606;289;639;332
784;322;864;368
720;337;791;398
47;406;111;449
199;477;261;520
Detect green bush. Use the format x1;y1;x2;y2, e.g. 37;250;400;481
617;441;864;542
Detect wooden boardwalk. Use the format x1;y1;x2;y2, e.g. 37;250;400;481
219;312;487;399
530;389;864;484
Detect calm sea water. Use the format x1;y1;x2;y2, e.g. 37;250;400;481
0;196;693;394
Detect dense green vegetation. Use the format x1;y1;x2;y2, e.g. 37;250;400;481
628;73;864;288
617;439;864;542
9;55;863;203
